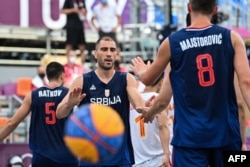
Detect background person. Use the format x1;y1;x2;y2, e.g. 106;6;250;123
61;0;87;63
130;70;171;167
31;65;48;90
91;0;121;43
64;49;85;87
7;155;24;167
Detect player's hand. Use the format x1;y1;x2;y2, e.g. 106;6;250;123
159;153;172;167
130;57;151;79
68;87;86;107
242;143;248;151
72;8;80;14
136;107;155;123
80;8;87;16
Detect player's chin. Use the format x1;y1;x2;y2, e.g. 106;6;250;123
103;64;114;70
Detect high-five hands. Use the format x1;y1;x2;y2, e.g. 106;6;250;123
68;87;86;107
136;107;155;123
130;57;151;77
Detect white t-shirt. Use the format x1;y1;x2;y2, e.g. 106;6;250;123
167;97;174;155
130;92;164;165
92;3;118;32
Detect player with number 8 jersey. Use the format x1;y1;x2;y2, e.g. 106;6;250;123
131;0;250;166
168;25;241;147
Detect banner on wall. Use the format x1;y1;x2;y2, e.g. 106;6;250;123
0;143;32;167
0;0;167;30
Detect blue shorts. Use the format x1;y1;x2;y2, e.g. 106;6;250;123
80;165;131;167
32;153;78;167
172;142;241;167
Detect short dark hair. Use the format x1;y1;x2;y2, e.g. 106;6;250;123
46;62;64;81
186;12;218;27
186;13;191;26
189;0;217;15
95;36;118;50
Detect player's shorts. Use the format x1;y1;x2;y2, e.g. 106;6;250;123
172;142;242;167
133;154;164;167
66;27;86;47
80;165;131;167
32;153;78;167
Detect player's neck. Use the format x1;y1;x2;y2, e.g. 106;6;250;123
95;69;115;84
189;15;212;28
48;81;62;88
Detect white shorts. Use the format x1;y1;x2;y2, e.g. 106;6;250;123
133;154;163;167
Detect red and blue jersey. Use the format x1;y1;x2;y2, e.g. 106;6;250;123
80;71;134;166
30;86;78;166
169;24;241;147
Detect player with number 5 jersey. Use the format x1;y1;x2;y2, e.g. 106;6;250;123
0;62;78;167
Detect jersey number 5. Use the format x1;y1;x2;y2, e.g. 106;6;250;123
45;102;56;125
196;54;215;87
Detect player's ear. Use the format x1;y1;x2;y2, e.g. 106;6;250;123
187;3;191;12
61;73;65;85
93;50;97;59
212;6;218;16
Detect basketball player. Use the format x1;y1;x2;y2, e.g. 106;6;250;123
0;62;78;167
186;11;249;151
131;0;250;166
56;36;149;167
130;69;172;167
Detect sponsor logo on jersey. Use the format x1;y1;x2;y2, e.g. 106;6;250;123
90;84;96;90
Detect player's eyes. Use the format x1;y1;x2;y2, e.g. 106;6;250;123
101;48;116;52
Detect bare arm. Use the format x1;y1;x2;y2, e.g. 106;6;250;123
91;7;99;31
117;15;121;27
126;73;145;112
112;15;121;32
234;73;248;150
238;103;247;150
0;92;31;141
157;110;171;166
80;8;87;17
61;8;79;15
56;76;86;119
233;31;250;112
142;66;173;122
91;15;99;31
